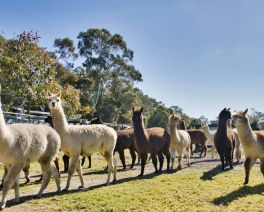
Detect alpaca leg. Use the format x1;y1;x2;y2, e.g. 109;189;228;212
157;152;164;172
103;152;115;185
151;154;158;173
118;150;126;170
226;152;233;169
81;157;86;166
177;149;183;170
260;158;264;177
63;154;69;172
244;157;256;185
190;144;193;156
129;147;136;169
202;144;207;158
14;176;20;202
219;153;225;170
54;158;60;177
88;156;92;168
23;164;30;184
38;162;52;197
164;151;171;171
64;155;79;191
211;147;215;160
0;164;22;210
75;160;84;189
0;166;8;188
170;149;176;170
186;145;191;166
139;153;147;176
137;153;141;164
50;163;61;192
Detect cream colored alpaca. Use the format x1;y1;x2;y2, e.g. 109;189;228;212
200;119;217;159
0;108;61;210
48;92;117;190
232;109;264;184
169;114;191;170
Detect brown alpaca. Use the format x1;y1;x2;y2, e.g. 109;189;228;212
179;119;207;157
132;107;170;176
115;129;137;169
232;109;264;184
214;108;235;170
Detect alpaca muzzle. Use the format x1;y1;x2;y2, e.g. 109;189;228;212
52;102;56;107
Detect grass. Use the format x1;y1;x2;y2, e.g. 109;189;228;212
1;152;264;211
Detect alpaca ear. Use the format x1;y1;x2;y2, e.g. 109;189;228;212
132;107;135;113
47;91;52;97
243;108;248;116
140;107;143;113
227;108;230;111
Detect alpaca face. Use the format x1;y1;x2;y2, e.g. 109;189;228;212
232;109;248;128
132;107;143;125
219;108;232;122
48;93;62;111
169;114;181;126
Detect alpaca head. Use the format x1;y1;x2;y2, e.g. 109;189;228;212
218;108;232;122
169;114;181;126
232;109;248;128
132;107;143;125
48;91;62;112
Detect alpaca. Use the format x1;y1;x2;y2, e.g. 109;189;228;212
132;107;170;176
115;129;137;169
48;92;117;190
232;109;264;184
169;114;191;170
214;108;235;170
0;108;61;210
179;119;207;157
200;119;217;159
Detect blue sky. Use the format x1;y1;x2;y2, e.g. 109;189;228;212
1;0;264;119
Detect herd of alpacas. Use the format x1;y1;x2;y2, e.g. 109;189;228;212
0;91;263;210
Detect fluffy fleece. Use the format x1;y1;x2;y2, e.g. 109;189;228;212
48;92;117;190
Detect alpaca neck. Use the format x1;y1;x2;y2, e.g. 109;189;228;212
235;119;255;145
50;105;69;135
0;109;12;149
202;124;213;137
170;124;180;142
134;119;148;142
217;121;228;133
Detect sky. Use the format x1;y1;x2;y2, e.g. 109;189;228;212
1;0;264;120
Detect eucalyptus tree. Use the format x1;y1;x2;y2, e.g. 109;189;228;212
77;28;142;109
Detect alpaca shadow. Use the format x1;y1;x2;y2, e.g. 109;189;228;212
200;160;243;181
6;171;164;209
213;184;264;206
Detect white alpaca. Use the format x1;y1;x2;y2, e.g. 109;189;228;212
48;92;117;190
169;114;191;170
200;119;217;159
0;108;60;210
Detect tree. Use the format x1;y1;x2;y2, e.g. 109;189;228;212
53;37;78;68
77;28;142;109
147;105;170;129
0;31;56;110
